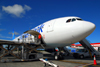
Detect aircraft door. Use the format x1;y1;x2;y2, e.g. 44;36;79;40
47;20;55;32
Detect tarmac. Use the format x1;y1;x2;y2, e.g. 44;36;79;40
0;51;100;67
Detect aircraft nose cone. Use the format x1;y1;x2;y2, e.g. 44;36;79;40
71;21;96;43
83;22;96;34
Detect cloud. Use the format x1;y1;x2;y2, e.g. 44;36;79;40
2;4;31;17
24;5;31;11
14;32;19;35
0;34;12;39
0;29;5;31
9;32;19;35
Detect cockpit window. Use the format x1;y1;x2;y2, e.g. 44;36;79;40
66;18;83;23
72;18;76;22
76;18;83;20
66;19;71;22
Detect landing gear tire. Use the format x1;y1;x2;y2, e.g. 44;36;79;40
55;55;59;60
80;55;84;59
54;55;64;60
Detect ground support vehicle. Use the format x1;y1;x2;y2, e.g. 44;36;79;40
73;48;100;59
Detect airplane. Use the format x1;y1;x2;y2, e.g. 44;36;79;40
0;16;96;60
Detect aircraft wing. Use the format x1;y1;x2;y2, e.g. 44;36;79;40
0;30;40;45
0;39;23;45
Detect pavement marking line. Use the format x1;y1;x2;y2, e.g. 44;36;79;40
59;60;88;64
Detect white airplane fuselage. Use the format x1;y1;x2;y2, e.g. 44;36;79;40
13;17;96;48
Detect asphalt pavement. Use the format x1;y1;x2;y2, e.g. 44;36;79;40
0;51;100;67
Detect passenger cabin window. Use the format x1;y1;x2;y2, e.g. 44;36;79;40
72;18;76;22
66;19;71;22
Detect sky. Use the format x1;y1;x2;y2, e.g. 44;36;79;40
0;0;100;44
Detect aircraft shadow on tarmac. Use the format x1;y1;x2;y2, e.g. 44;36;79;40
43;53;100;61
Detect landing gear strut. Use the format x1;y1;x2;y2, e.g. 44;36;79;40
54;47;64;60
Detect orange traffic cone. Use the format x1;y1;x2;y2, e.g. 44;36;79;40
94;55;97;65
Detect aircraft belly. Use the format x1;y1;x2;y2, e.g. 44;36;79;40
45;43;71;48
43;31;73;47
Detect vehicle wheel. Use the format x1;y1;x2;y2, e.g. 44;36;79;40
80;55;84;59
29;55;35;59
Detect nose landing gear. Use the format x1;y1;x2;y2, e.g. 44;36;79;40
54;47;64;60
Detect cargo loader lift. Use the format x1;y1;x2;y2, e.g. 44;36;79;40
0;43;43;62
0;30;44;62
